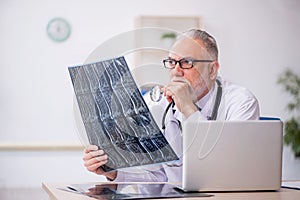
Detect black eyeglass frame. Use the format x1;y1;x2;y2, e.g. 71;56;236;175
163;58;214;69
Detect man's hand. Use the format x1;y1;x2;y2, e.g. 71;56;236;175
83;145;117;180
164;81;198;117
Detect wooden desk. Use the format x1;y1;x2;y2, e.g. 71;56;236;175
42;182;300;200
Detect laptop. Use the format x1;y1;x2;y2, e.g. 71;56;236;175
181;120;283;192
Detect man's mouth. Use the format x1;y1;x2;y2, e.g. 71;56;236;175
171;76;190;84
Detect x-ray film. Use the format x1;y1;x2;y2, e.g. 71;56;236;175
68;57;178;172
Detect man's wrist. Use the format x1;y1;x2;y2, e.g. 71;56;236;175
183;103;199;118
106;171;117;181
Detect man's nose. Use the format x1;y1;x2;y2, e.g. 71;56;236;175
173;63;184;75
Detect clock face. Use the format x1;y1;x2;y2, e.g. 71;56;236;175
47;18;71;42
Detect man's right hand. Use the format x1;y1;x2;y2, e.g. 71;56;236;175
83;145;117;180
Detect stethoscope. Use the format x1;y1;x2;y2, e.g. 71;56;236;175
161;79;222;131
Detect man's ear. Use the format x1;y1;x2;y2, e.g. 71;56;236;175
209;61;219;80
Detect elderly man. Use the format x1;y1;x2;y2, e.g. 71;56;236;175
83;29;260;183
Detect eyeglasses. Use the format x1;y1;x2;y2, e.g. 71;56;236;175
163;58;214;69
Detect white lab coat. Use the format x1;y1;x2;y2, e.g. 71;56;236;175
113;77;260;183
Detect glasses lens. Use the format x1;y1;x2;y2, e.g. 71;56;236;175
164;59;176;69
180;59;193;69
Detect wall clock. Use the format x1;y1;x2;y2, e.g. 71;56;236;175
47;17;71;42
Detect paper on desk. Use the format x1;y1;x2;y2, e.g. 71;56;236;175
68;56;179;172
59;183;213;199
282;181;300;190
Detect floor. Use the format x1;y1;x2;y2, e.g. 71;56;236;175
0;188;49;200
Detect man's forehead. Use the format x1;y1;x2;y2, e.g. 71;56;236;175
169;37;207;58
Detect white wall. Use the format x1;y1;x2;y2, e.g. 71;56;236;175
0;0;300;188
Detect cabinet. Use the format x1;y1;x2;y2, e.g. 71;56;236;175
130;16;201;91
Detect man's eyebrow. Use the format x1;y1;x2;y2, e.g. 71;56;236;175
167;56;193;60
179;57;194;60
